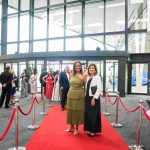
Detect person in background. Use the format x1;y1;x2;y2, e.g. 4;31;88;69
0;66;13;108
29;69;37;96
39;67;47;95
42;71;54;101
52;70;60;102
9;69;18;105
84;63;102;137
59;65;70;111
65;61;86;135
20;69;29;98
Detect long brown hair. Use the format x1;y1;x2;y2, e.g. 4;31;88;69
72;60;83;75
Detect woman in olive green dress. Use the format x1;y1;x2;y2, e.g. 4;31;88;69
65;61;85;135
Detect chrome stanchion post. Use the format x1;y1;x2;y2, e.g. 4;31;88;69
129;99;145;150
8;99;26;150
103;90;111;116
28;96;39;130
111;92;122;128
40;88;48;115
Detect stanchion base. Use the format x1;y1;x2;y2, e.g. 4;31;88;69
40;112;48;115
129;145;145;150
111;123;123;128
8;146;26;150
45;104;54;107
103;112;111;116
28;124;39;130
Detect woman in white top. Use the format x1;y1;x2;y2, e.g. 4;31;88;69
84;63;102;137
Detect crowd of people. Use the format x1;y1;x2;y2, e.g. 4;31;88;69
0;61;102;137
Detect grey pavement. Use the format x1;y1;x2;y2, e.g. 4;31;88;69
0;92;150;150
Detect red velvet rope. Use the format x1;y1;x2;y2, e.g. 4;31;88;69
18;98;34;115
106;92;117;105
34;95;43;104
142;108;150;122
0;108;16;141
117;96;140;112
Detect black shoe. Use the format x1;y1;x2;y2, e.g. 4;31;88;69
5;106;11;109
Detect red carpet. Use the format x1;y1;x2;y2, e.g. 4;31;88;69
26;106;129;150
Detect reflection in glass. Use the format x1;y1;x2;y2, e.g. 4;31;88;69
7;15;18;42
128;33;150;53
19;42;29;53
85;2;104;34
84;36;104;51
131;63;148;93
66;38;81;51
50;0;64;5
105;34;125;51
34;0;47;9
48;39;64;51
21;0;30;11
34;10;47;39
128;0;147;30
106;0;125;32
66;5;82;36
20;13;29;41
49;7;64;37
33;41;46;52
8;0;18;14
7;43;17;54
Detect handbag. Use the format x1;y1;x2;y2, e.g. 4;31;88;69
91;86;97;95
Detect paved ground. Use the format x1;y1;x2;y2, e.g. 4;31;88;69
0;92;150;150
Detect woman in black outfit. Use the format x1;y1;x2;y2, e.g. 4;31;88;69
84;63;102;137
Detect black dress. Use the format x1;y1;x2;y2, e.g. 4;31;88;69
84;78;101;133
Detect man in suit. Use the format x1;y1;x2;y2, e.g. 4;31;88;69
0;66;13;108
39;67;47;95
59;65;70;111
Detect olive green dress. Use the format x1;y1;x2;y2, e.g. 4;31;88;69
66;74;85;125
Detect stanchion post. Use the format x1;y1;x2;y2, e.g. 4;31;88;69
103;90;111;116
129;99;145;150
40;88;48;115
111;91;122;128
8;99;26;150
28;96;39;130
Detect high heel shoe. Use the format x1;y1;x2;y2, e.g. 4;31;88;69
65;127;74;132
74;129;79;135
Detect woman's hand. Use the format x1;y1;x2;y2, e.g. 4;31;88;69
91;98;95;106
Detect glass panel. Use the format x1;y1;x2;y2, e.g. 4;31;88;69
48;39;64;51
50;0;64;5
105;34;125;51
0;4;1;42
65;38;81;51
106;60;118;92
8;0;18;14
34;0;47;9
34;10;47;39
84;36;104;51
0;63;4;73
49;7;64;37
19;42;29;53
21;0;30;11
85;1;104;34
131;63;148;94
128;0;147;30
33;41;46;52
7;43;17;54
7;15;18;42
66;4;82;36
128;33;150;53
19;62;26;90
106;0;125;32
47;61;61;72
20;13;29;41
67;0;76;2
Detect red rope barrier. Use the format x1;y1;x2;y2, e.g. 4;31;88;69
117;96;140;112
0;108;16;141
34;95;43;104
142;108;150;122
106;92;117;105
18;97;34;116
